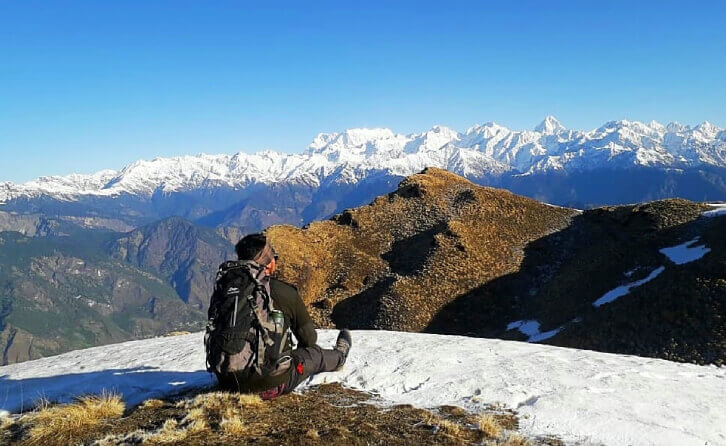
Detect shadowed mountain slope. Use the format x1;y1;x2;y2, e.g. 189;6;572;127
427;199;725;364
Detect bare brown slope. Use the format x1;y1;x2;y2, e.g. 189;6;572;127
267;167;577;332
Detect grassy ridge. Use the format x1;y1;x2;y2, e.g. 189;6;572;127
1;384;552;446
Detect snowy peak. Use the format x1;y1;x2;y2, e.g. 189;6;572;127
308;132;339;152
534;115;566;134
1;118;725;203
308;128;396;153
666;121;688;133
464;121;509;138
694;121;719;138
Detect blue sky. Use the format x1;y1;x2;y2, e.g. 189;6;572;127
1;1;725;183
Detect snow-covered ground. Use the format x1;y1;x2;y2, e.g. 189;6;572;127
0;331;724;446
704;203;726;218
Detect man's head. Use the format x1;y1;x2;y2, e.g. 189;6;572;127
235;233;278;275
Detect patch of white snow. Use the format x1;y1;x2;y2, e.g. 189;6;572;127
506;320;563;342
660;238;711;265
703;203;726;218
593;266;665;307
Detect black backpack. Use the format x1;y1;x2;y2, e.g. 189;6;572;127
204;260;292;379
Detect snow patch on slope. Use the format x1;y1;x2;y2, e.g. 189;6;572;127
704;203;726;217
660;237;712;265
506;320;563;342
1;331;725;445
593;266;665;307
590;234;714;309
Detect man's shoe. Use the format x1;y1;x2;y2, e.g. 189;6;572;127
335;329;352;360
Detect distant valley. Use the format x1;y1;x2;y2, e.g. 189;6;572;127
0;220;233;364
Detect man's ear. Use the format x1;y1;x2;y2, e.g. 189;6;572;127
265;257;277;274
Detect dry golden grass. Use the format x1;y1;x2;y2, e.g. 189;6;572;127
138;391;263;444
268;167;577;332
4;383;550;445
186;391;262;413
160;419;178;431
0;413;13;444
236;393;263;407
478;413;503;439
1;412;13;427
139;399;165;409
437;419;463;436
305;428;320;440
20;393;124;445
145;418;189;444
186;419;208;435
219;415;247;437
502;432;534;446
184;407;205;422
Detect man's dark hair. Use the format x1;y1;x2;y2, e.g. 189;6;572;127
235;233;268;260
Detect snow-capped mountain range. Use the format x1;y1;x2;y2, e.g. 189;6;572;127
2;117;725;203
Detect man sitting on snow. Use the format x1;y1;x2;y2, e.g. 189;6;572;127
205;233;351;399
